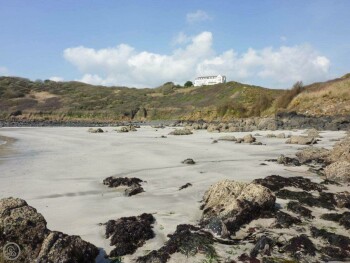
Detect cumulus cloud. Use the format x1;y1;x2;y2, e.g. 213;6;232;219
63;31;330;88
186;10;212;24
49;76;64;82
0;66;9;76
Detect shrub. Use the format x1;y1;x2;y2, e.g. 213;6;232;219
184;81;193;88
276;81;304;109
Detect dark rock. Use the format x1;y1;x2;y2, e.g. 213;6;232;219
284;234;316;257
212;140;218;144
277;155;301;166
0;197;98;263
182;158;196;165
253;175;326;192
250;235;274;258
103;177;145;196
310;226;350;251
287;201;313;218
238;253;261;263
320;246;350;261
88;127;104;133
105;213;155;257
124;185;145;196
276;189;335;210
260;163;267;166
274;211;302;228
136;224;216;263
334;191;350;209
179;183;192;190
320;212;350;229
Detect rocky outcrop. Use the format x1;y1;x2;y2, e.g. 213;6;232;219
105;213;155;257
295;147;330;164
217;135;236;141
200;180;275;237
243;134;256;143
103;177;145;196
116;125;138;132
329;135;350;163
169;128;193;135
0;197;98;263
324;161;350;183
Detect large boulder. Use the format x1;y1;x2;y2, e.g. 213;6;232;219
200;180;275;237
286;135;317;145
324;161;350;183
329;135;350;163
0;197;98;263
243;134;256;143
103;177;145;196
295;147;330;164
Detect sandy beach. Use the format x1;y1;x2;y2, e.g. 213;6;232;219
0;127;346;262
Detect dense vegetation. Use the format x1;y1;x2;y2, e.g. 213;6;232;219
0;74;349;122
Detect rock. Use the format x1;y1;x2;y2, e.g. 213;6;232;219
182;158;195;165
105;213;155;257
169;128;193;135
116;125;137;133
103;177;145;196
160;135;167;138
311;226;350;251
243;134;256;143
237;253;260;263
251;142;263;145
329;135;350;163
320;246;350;261
253;175;326;192
285;135;317;145
276;133;286;139
0;197;98;263
284;234;316;257
274;211;302;228
207;124;220;133
212;140;218;144
276;189;335;210
200;180;275;237
334;191;350;209
250;235;274;258
277;155;301;166
179;183;192;190
324;161;350;183
217;135;237;141
88;127;104;133
136;224;215;263
295;147;330;164
304;128;320;138
236;138;244;143
320;212;350;229
287;201;313;218
266;134;276;138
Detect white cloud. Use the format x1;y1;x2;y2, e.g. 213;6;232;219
49;76;64;82
63;31;331;88
172;32;191;46
186;10;212;24
0;66;9;76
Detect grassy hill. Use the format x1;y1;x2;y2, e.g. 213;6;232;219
0;74;349;122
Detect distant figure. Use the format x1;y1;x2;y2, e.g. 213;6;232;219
194;75;226;86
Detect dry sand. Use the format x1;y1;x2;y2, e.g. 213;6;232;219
0;127;346;262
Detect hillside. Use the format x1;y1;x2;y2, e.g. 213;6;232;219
0;75;349;122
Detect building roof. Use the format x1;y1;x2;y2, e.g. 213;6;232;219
195;75;225;80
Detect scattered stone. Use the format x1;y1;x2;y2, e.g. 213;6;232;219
284;234;316;257
243;134;256;143
287;201;313;218
285;135;317;145
103;177;144;196
334;191;350;209
276;133;286;139
218;135;237;141
277;155;301;166
251;142;263;145
105;213;155;257
200;180;275;237
274;211;302;228
304;128;320;138
116;125;137;132
266;134;276;138
320;246;350;261
88;127;104;133
324;161;350;183
250;235;274;258
136;224;216;263
0;197;99;263
212;140;218;144
179;183;192;190
328;135;350;163
238;253;260;263
169;128;193;135
236;138;244;143
182;158;196;165
253;175;326;192
160;135;167;138
260;163;267;166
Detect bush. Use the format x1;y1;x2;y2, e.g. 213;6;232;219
276;81;304;109
184;81;193;88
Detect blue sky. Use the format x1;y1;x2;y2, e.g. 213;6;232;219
0;0;349;88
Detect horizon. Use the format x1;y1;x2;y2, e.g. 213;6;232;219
1;0;349;89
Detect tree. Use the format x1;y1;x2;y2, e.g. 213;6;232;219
184;81;193;88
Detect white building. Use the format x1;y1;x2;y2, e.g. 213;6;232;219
194;75;226;86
